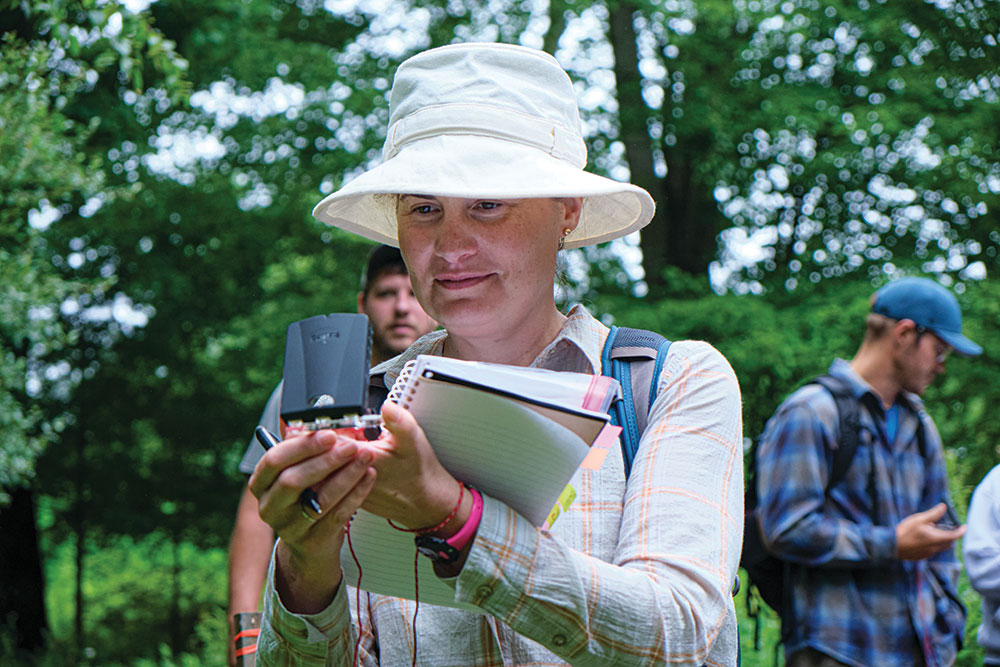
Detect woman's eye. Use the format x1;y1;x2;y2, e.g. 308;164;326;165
410;204;437;215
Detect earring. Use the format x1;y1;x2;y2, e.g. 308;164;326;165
559;228;571;251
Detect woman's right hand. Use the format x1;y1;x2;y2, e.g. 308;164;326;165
248;429;377;613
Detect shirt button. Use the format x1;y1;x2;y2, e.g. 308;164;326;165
552;633;567;647
475;585;493;600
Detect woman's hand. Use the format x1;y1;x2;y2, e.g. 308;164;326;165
248;429;376;613
363;401;470;533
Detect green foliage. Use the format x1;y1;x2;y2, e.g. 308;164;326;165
711;0;1000;293
42;532;227;665
593;0;1000;290
597;270;873;438
0;0;190;500
0;36;98;500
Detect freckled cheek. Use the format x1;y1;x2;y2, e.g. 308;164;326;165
397;226;427;274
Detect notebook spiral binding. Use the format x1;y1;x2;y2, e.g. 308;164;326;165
387;360;417;405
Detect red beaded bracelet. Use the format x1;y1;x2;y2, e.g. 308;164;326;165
387;481;465;535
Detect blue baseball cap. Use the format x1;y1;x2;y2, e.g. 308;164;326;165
872;277;982;357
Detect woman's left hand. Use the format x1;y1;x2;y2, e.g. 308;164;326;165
362;400;468;531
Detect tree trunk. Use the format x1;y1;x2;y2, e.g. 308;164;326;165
607;2;720;289
543;0;569;55
607;1;672;289
0;486;48;650
662;148;721;276
73;425;86;656
171;536;182;653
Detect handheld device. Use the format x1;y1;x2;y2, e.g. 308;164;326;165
935;502;961;530
280;313;383;437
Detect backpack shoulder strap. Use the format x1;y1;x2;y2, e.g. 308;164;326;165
809;374;861;491
600;326;672;478
912;406;931;460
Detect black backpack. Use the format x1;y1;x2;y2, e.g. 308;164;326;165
741;374;863;619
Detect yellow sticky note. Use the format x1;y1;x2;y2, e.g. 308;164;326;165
557;483;577;510
542;484;578;531
543;504;560;530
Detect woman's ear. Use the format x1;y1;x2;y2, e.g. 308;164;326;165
556;197;583;232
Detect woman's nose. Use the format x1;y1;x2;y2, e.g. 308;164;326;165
434;209;478;262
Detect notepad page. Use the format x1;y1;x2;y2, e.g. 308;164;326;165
410;355;621;414
340;379;591;609
398;379;591;522
342;509;475;610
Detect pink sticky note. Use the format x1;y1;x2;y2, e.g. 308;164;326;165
592;423;623;450
580;446;610;471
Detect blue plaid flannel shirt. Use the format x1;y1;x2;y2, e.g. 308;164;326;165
755;359;964;667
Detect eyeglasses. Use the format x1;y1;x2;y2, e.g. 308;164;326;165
915;326;952;364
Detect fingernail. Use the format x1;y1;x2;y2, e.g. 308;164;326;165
358;447;374;464
382;401;399;425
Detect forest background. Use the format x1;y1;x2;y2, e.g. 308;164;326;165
1;0;997;664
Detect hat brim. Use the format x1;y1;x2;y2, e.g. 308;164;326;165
312;134;655;249
935;329;982;357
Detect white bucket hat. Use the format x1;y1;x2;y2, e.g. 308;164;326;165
312;42;655;250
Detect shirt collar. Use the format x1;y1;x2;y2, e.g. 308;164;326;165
827;357;925;416
530;303;604;374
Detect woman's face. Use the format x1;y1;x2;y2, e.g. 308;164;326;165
396;196;580;339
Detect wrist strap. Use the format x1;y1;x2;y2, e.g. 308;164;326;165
446;487;483;552
387;481;466;534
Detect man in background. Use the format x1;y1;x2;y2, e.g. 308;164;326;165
755;277;980;666
226;244;436;665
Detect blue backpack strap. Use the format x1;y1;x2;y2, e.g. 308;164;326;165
600;326;672;478
603;326;740;633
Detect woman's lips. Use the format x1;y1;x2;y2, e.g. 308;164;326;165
434;274;491;290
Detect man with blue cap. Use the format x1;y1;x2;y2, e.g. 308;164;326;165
753;276;980;667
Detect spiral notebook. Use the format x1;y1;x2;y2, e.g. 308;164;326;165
340;355;622;610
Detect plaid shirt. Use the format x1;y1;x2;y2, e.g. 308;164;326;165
257;305;743;666
755;359;964;667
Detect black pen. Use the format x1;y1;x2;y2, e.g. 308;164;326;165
255;425;323;515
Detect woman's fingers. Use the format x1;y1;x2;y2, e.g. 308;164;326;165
280;458;378;545
316;463;378;531
366;400;422;463
248;429;340;494
311;446;376;519
364;400;461;528
249;430;374;533
271;438;362;503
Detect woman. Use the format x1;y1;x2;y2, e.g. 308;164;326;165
249;43;743;666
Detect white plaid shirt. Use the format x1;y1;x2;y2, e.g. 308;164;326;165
258;305;743;666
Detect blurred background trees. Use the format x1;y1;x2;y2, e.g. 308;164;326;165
1;0;996;663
